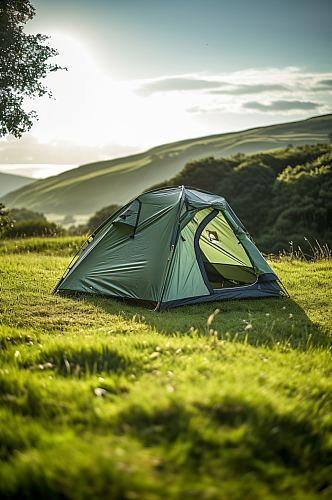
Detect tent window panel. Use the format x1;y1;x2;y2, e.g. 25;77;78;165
197;208;257;289
113;199;140;228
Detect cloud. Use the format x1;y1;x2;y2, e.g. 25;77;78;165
0;134;140;165
186;105;225;114
209;83;288;95
318;79;332;89
134;77;224;96
242;100;321;113
2;65;332;170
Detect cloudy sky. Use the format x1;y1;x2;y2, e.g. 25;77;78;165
1;0;332;178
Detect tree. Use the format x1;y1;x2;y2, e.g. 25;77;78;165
87;204;121;231
0;0;64;137
0;203;14;236
9;206;46;222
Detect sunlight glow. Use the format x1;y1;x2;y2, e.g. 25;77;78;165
3;33;332;177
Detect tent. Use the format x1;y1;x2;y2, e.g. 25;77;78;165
52;186;287;310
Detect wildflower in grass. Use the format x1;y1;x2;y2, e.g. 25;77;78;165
207;308;220;326
289;313;293;318
150;351;159;359
245;324;252;330
266;313;270;316
94;388;107;397
175;348;182;354
14;350;20;357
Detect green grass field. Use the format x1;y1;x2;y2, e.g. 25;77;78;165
0;237;331;499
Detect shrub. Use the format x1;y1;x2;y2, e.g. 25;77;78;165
3;220;66;238
9;207;46;222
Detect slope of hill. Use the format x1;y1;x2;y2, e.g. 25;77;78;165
1;114;331;215
0;171;35;198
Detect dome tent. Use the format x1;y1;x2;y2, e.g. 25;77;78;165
52;186;287;310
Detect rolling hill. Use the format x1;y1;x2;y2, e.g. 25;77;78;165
1;114;332;216
0;171;35;198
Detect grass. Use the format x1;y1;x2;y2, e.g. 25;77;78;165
0;235;85;256
0;237;331;499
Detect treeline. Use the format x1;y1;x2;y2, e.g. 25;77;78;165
0;206;66;238
150;144;332;254
0;205;121;239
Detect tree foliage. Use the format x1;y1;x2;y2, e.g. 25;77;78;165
0;202;14;236
67;204;122;236
151;143;332;254
1;204;66;238
9;206;46;222
0;0;64;137
3;219;65;238
86;204;121;232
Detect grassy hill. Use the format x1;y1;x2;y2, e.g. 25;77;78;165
1;114;332;215
0;238;331;498
0;171;34;198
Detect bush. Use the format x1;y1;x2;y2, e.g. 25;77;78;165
3;220;66;238
70;204;121;236
0;203;14;237
9;207;46;223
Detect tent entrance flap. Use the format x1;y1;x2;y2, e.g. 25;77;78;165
194;208;257;290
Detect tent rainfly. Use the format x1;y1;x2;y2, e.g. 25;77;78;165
52;186;287;310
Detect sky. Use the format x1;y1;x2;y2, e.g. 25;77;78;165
1;0;332;178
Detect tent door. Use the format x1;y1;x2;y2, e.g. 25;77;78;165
194;209;257;292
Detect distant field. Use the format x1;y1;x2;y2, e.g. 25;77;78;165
0;237;331;499
1;113;331;216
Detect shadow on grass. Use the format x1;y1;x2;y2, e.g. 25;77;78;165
37;342;145;378
119;394;332;485
60;291;331;350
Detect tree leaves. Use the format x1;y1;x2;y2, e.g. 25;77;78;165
0;0;65;137
0;203;14;236
152;144;332;253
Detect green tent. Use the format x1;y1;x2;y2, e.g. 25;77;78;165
53;186;287;310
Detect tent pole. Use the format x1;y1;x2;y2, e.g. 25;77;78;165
155;186;186;311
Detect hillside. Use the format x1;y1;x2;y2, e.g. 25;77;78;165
1;114;332;215
0;171;35;198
